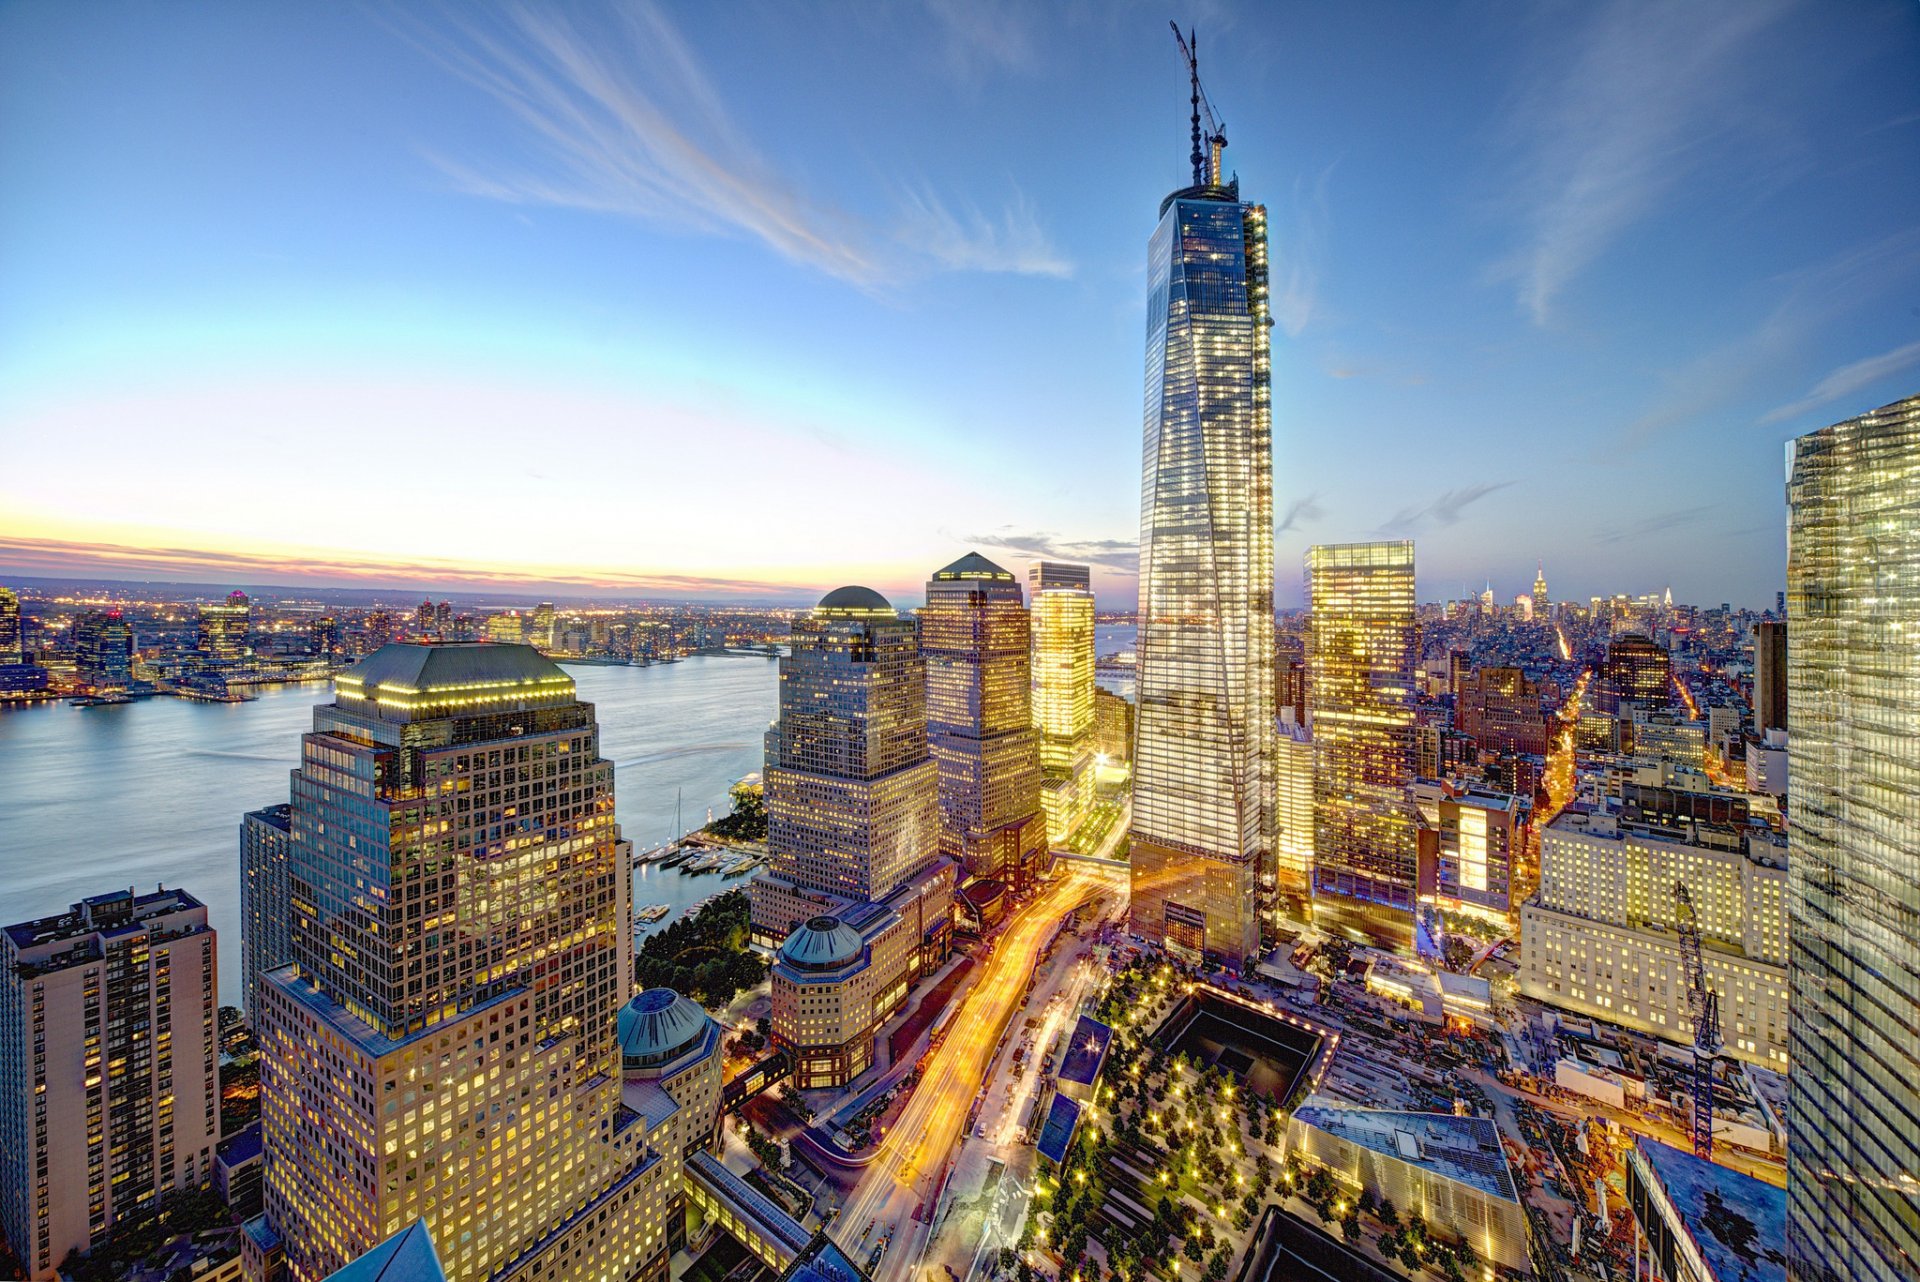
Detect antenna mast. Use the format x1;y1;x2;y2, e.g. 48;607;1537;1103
1170;23;1228;187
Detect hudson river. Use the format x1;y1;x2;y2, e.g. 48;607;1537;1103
0;655;782;1006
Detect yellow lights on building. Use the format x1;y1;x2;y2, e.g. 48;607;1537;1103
1030;562;1096;846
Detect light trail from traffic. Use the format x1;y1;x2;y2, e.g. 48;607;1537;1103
833;860;1122;1282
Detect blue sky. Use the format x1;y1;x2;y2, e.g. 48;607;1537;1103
2;1;1917;608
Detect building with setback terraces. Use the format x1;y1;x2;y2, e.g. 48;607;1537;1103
1029;561;1097;845
749;587;954;1088
243;643;687;1282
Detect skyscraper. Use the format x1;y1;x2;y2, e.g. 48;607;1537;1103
1783;393;1920;1282
1273;721;1314;904
532;601;557;649
921;553;1044;883
1129;83;1274;967
1532;562;1549;620
1307;541;1419;941
1030;561;1097;846
750;587;952;1087
198;590;251;660
246;643;671;1282
0;586;20;663
72;609;133;692
1753;619;1788;734
1602;633;1672;714
238;804;291;1017
1;889;218;1280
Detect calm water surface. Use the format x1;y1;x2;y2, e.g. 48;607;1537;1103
0;656;782;1005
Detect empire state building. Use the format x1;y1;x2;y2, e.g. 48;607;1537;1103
1129;39;1275;967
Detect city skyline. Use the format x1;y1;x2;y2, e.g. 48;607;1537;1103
6;4;1920;609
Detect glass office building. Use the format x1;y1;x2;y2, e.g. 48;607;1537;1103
1307;541;1419;942
922;553;1044;883
1130;140;1275;967
1030;561;1097;845
73;609;134;692
1784;393;1920;1282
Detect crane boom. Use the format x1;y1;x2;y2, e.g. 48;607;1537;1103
1674;882;1723;1158
1169;22;1228;186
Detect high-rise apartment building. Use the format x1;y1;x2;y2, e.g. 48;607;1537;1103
1029;562;1097;846
1752;620;1787;734
198;590;251;660
1307;541;1419;941
238;805;292;1017
531;602;557;650
433;600;452;636
413;599;435;637
72;609;133;692
1602;633;1671;714
0;586;20;663
921;554;1044;882
749;588;953;1087
244;643;675;1282
1;889;218;1280
1130;106;1274;967
1273;721;1314;904
1783;393;1920;1282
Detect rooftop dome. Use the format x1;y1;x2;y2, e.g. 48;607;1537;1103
815;585;895;616
932;551;1014;582
778;915;864;971
616;988;710;1070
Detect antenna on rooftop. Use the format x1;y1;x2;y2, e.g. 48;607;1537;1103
1170;22;1227;186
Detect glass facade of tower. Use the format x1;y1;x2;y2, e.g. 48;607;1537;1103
1784;394;1920;1282
1307;541;1419;936
250;643;667;1282
0;586;20;664
74;609;134;692
1130;176;1274;967
922;553;1043;882
198;591;250;660
1030;562;1097;845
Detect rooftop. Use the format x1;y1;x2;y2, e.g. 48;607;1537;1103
931;551;1014;583
1635;1138;1786;1282
322;1219;445;1282
333;642;574;720
688;1151;813;1257
618;988;714;1069
1036;1093;1083;1164
5;886;207;958
1291;1097;1519;1202
1058;1015;1114;1089
815;585;895;616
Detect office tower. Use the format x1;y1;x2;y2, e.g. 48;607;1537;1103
413;599;434;636
1307;541;1420;940
72;608;133;692
1784;393;1920;1282
1753;620;1787;734
239;805;292;1017
1602;632;1671;714
921;554;1044;882
1129;93;1274;968
0;586;20;663
309;615;338;659
750;588;953;1087
433;600;452;635
1276;646;1307;728
1;889;218;1280
198;590;251;660
1456;667;1550;756
1093;689;1134;766
1029;561;1097;846
484;610;524;644
1532;563;1549;620
1273;721;1314;903
1412;784;1522;929
532;601;557;649
1447;649;1471;708
246;643;672;1282
1520;798;1788;1068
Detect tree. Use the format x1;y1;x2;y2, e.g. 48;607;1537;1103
1341;1216;1361;1243
1183;1238;1204;1264
1379;1197;1399;1227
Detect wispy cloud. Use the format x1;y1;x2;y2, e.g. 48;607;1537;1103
1378;482;1513;534
1759;338;1920;426
1595;504;1719;545
1277;492;1325;535
1272;163;1335;337
1489;0;1795;324
925;0;1039;82
399;3;1067;288
962;528;1138;574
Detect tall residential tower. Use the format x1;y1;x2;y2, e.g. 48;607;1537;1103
922;553;1045;883
1783;393;1920;1282
1129;75;1275;967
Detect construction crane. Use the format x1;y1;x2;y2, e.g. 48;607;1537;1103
1170;22;1228;187
1674;882;1724;1159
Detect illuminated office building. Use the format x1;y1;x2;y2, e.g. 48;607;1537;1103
1;889;218;1280
1273;721;1314;904
433;601;452;636
73;609;134;692
0;586;20;663
1307;541;1419;940
413;600;434;637
1783;393;1920;1282
1030;561;1098;845
1532;563;1549;621
532;602;557;650
1129;100;1274;967
750;588;953;1087
198;590;251;660
1602;633;1671;714
239;804;292;1017
1752;620;1787;734
244;643;677;1282
1457;666;1550;756
484;611;524;644
922;553;1044;882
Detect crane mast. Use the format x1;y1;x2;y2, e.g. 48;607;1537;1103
1169;23;1228;187
1674;882;1724;1158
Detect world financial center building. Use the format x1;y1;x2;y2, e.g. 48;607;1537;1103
1784;394;1920;1282
1129;139;1275;968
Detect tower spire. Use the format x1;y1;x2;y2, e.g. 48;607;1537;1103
1171;22;1204;186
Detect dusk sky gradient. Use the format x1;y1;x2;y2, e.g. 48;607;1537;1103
3;1;1918;608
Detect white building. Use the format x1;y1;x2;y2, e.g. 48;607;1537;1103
1520;805;1789;1067
1745;729;1788;798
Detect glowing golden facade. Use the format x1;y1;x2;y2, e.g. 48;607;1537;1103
1029;561;1096;845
